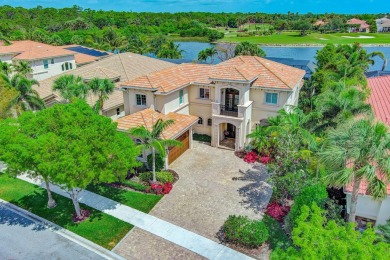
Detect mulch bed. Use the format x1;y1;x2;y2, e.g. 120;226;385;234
72;209;91;223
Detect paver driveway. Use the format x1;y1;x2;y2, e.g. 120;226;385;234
114;141;272;259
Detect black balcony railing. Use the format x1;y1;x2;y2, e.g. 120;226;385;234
220;105;238;117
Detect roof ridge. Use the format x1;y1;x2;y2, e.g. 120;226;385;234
234;66;248;81
118;53;131;81
255;56;292;89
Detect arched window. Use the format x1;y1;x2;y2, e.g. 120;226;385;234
198;117;203;125
207;118;212;126
62;62;73;71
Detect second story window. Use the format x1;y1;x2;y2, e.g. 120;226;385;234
179;90;183;104
136;94;146;106
43;59;49;69
198;117;203;125
61;62;73;71
116;108;120;115
265;92;278;105
199;88;210;99
51;59;54;64
207;118;212;126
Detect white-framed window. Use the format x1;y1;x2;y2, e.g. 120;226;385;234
136;94;146;106
43;59;49;69
198;117;203;125
199;88;210;99
179;89;183;104
265;92;278;105
51;58;54;64
207;118;212;126
135;139;143;158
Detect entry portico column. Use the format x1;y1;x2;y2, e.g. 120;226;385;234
235;126;241;151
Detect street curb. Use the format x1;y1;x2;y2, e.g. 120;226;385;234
0;199;126;260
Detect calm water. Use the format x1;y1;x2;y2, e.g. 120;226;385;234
174;41;390;71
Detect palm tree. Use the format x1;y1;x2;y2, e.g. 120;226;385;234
1;74;45;116
234;41;266;57
157;41;184;59
0;61;13;76
130;119;182;182
13;60;32;77
52;75;89;103
198;47;217;64
320;118;390;222
89;78;114;114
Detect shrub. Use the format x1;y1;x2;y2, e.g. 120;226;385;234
222;215;269;248
139;171;174;184
147;153;165;172
266;202;290;222
121;179;149;192
151;182;173;194
263;215;292;250
244;151;258;163
193;133;211;143
260;156;271;164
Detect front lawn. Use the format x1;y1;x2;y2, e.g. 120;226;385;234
0;174;133;249
87;184;162;213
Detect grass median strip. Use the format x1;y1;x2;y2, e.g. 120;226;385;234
0;174;132;249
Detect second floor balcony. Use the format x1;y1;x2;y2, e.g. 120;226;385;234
220;105;238;117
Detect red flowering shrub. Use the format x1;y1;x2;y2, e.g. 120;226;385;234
151;182;173;194
163;182;173;194
260;156;271;164
244;151;258;163
266;202;290;222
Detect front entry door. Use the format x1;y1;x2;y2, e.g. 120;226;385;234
227;123;236;138
225;89;239;112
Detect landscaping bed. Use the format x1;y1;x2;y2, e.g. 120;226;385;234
0;174;132;250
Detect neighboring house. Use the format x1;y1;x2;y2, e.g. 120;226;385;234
266;57;316;79
117;56;305;162
346;18;370;33
36;53;176;119
0;40;76;80
313;20;328;27
376;17;390;32
344;75;390;226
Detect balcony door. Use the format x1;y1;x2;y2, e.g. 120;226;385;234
225;88;239;112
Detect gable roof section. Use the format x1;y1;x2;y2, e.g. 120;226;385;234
116;108;198;140
0;40;75;60
122;56;305;93
36;53;176;111
367;76;390;127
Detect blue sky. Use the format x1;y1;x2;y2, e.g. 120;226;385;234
0;0;387;13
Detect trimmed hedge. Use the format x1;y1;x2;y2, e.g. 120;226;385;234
222;215;269;248
139;171;174;184
193;133;211;143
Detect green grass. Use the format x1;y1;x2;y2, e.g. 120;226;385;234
87;184;162;213
0;174;133;249
216;31;390;45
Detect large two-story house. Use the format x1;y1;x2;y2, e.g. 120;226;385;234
116;56;305;164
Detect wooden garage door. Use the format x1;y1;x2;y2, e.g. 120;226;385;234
168;130;189;164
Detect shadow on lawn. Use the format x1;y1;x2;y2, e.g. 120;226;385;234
234;164;272;214
12;191;104;227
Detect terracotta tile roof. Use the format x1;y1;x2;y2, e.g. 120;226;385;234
36;53;175;111
116;108;198;140
122;56;305;93
367;76;390;127
314;20;328;26
81;67;121;81
344;172;390;196
347;18;370;29
0;40;75;60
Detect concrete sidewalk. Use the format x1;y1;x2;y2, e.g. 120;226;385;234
18;175;253;260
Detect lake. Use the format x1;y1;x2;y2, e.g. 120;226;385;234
173;41;390;71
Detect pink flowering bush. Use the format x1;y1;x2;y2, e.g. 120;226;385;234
244;151;258;163
260;156;271;164
266;202;290;222
151;182;173;194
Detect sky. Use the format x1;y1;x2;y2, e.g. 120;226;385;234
0;0;388;14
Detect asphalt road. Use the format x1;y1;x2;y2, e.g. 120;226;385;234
0;205;106;260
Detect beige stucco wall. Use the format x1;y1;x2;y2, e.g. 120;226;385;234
123;89;155;115
103;105;125;119
155;87;189;114
346;193;390;226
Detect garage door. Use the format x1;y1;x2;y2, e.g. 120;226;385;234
168;130;190;164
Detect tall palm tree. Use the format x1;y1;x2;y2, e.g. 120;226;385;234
157;41;184;59
130;119;182;182
13;60;33;77
320;118;390;222
198;47;217;64
89;78;114;114
1;73;45;116
52;75;89;103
